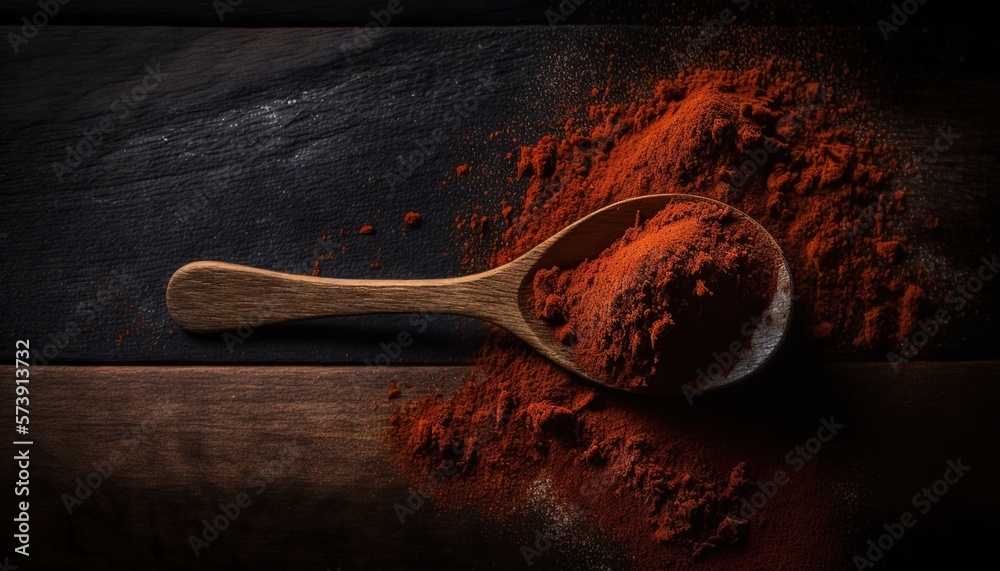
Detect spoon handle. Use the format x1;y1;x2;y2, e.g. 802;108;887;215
166;261;506;333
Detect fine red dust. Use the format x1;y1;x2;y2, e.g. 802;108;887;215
387;60;903;569
532;201;778;391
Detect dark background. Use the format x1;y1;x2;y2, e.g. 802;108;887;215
1;1;999;569
2;8;998;366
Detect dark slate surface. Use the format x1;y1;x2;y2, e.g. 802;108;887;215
1;25;998;364
0;0;990;27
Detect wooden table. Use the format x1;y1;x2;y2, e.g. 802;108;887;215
1;5;998;569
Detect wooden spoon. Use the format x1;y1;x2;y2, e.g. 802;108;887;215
167;194;792;394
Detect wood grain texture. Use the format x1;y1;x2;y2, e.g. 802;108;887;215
3;362;998;569
1;26;998;365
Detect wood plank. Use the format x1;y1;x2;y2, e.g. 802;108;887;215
10;365;501;569
2;362;997;569
1;26;998;365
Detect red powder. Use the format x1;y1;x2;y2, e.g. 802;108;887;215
387;382;401;400
456;163;469;176
359;224;375;235
388;59;899;568
389;334;838;568
501;65;912;351
403;211;422;229
532;201;778;391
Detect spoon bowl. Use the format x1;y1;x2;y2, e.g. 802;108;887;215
167;194;792;394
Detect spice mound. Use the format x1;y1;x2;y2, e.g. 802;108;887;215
498;65;914;353
531;201;779;390
390;59;873;570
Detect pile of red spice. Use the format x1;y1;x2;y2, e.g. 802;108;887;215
388;58;911;568
532;200;778;391
502;63;920;350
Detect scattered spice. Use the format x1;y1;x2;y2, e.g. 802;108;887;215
404;211;422;229
456;163;469;176
532;201;778;391
389;333;838;568
359;224;376;235
387;382;401;400
389;58;906;568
